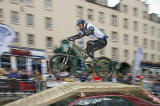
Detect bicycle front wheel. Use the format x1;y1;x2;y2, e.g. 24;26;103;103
48;54;74;79
93;57;113;79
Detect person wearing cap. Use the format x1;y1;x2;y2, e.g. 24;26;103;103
67;19;108;58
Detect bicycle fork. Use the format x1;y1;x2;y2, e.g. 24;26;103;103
62;47;72;65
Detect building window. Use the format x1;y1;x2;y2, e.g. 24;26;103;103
0;9;3;18
17;56;26;69
77;6;83;18
26;14;33;26
143;11;147;19
133;21;138;31
25;0;33;6
151;26;155;36
10;0;18;3
11;11;19;24
111;15;118;26
143;24;147;33
87;9;94;20
143;53;148;61
111;32;118;42
133;7;138;16
1;55;11;69
27;34;34;45
124;50;129;60
159;55;160;62
13;32;20;43
158;42;160;51
151;40;155;50
143;38;147;48
123;5;128;13
123;34;129;45
45;17;52;29
133;36;138;46
45;0;52;10
112;47;119;61
46;37;52;48
98;12;104;23
151;54;155;62
123;18;128;29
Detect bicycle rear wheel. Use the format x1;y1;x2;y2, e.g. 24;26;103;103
93;57;113;79
48;54;74;79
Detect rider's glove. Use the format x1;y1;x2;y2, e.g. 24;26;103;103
67;37;74;41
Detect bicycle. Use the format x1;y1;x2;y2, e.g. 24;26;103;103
48;39;113;79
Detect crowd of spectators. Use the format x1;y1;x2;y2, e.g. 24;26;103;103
114;72;160;98
0;67;160;98
0;68;42;81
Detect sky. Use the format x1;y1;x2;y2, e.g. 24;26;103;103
108;0;160;16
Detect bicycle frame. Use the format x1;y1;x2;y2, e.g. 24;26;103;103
66;41;87;60
66;41;97;66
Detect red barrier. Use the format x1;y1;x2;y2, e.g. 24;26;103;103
0;79;36;92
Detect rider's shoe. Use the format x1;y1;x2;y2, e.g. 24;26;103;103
84;52;94;60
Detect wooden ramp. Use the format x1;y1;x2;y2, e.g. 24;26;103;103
4;82;143;106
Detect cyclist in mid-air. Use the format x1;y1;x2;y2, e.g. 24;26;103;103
68;19;108;58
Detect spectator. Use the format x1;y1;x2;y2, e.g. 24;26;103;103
79;73;87;82
27;70;34;80
152;79;160;96
0;68;8;79
46;72;56;81
121;73;132;84
91;72;102;82
18;70;29;80
112;74;117;83
142;76;153;93
8;68;18;79
33;70;42;81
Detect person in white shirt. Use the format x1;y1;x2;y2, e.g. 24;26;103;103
68;19;108;58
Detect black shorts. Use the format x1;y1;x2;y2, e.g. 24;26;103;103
86;38;107;53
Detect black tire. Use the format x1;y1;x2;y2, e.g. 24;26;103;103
93;56;113;79
48;54;74;79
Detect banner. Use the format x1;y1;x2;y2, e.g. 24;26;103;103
0;79;36;92
0;24;16;55
132;47;143;84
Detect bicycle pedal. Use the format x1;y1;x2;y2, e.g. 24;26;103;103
86;64;93;69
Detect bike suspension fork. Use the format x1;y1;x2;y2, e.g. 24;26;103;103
62;47;72;65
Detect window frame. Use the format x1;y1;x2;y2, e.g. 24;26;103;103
123;34;129;45
46;37;53;48
11;11;19;24
26;14;34;26
123;18;129;29
77;6;83;18
0;9;3;18
27;34;34;45
112;47;119;61
111;15;118;26
45;0;52;10
45;17;52;29
98;12;104;23
111;31;118;42
87;9;94;20
25;0;33;7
